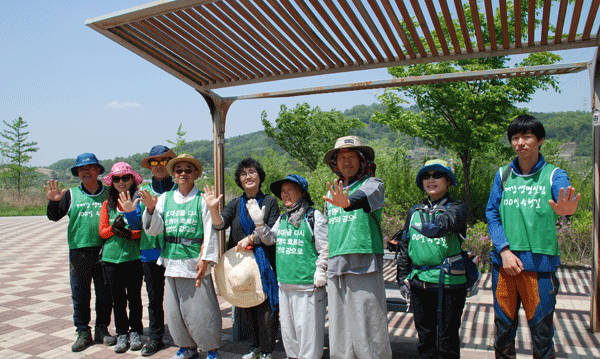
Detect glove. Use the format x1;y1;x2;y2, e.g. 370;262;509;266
411;207;441;238
399;284;410;300
313;267;327;287
246;198;265;226
112;226;132;239
112;214;126;229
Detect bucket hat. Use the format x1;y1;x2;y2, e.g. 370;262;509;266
270;174;314;206
103;162;143;187
323;135;374;164
166;154;203;177
214;248;266;308
415;159;457;191
71;153;105;176
141;145;177;170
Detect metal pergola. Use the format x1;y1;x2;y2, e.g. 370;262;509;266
86;0;600;331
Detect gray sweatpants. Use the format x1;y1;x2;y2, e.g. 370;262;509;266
279;287;327;359
165;275;222;351
327;271;392;359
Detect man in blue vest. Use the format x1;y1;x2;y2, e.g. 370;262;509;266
486;115;580;359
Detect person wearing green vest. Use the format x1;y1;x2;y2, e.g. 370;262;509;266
486;115;581;359
396;159;468;358
321;136;392;359
239;174;329;359
98;162;144;353
44;152;116;352
140;154;221;359
138;145;177;356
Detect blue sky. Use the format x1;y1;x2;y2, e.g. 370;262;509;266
0;1;596;167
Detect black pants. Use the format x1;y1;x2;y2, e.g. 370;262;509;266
411;285;467;359
142;260;166;340
246;299;279;353
103;260;143;335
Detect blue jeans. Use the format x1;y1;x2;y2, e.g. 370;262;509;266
69;248;113;332
142;260;166;340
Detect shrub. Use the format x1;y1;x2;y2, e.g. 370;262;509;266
557;212;593;266
464;221;492;270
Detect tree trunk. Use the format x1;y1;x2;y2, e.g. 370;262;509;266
460;153;472;223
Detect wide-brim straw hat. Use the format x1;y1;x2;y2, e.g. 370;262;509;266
141;145;176;170
214;248;266;308
323;135;375;164
166;154;203;177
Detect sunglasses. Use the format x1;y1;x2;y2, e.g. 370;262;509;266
149;159;170;166
422;172;446;180
174;168;194;175
112;175;132;183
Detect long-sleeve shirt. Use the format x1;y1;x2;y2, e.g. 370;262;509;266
99;201;142;240
142;186;219;278
485;154;570;272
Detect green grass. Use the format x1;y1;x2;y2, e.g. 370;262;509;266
0;202;46;216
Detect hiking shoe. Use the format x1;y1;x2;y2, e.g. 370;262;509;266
71;329;93;352
141;338;165;356
114;334;129;353
207;350;219;359
171;347;199;359
259;353;274;359
94;325;117;346
129;332;143;351
242;347;261;359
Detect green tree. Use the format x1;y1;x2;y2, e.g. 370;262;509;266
167;122;187;154
0;117;39;195
372;1;561;219
261;102;366;171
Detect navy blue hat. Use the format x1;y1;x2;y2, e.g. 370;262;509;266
415;159;457;191
270;174;314;206
70;153;105;176
141;145;176;169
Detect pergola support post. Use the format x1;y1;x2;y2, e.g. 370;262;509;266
591;47;600;333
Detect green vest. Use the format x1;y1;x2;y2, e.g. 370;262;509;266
67;186;107;249
161;191;204;260
326;177;384;257
101;205;141;263
498;163;559;256
275;215;319;285
407;208;464;285
140;182;178;250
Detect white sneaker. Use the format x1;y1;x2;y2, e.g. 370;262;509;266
242;347;260;359
171;347;198;359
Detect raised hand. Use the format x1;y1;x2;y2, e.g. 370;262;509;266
246;199;265;226
202;185;223;210
118;191;140;213
549;186;581;217
139;189;158;214
411;206;441;238
322;179;350;208
43;180;67;202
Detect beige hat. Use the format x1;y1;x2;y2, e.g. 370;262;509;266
214;248;266;308
323;135;375;164
166;154;203;177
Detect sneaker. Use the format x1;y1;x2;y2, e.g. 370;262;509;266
114;334;129;353
242;347;261;359
129;332;143;351
71;329;93;352
259;354;274;359
94;325;117;346
141;339;165;356
207;350;219;359
171;347;199;359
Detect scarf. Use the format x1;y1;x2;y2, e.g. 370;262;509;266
239;192;279;311
284;197;310;229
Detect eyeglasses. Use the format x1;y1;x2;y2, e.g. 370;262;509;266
422;172;446;180
174;168;194;175
240;169;258;179
149;159;170;166
112;175;132;183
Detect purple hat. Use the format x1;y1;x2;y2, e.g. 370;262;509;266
103;162;143;187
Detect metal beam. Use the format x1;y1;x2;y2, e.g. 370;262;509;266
591;46;600;333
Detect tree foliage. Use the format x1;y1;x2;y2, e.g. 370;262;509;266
372;1;562;218
166;122;188;154
261;102;366;171
0;117;39;195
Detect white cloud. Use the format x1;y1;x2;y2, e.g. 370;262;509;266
105;101;142;109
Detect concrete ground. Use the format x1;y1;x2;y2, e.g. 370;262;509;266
0;216;598;358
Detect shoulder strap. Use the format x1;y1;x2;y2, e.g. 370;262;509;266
501;165;512;189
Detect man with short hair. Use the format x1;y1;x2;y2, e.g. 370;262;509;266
486;115;580;359
322;136;392;359
138;145;177;356
45;152;115;352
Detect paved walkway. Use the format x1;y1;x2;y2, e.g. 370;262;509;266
0;216;598;358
